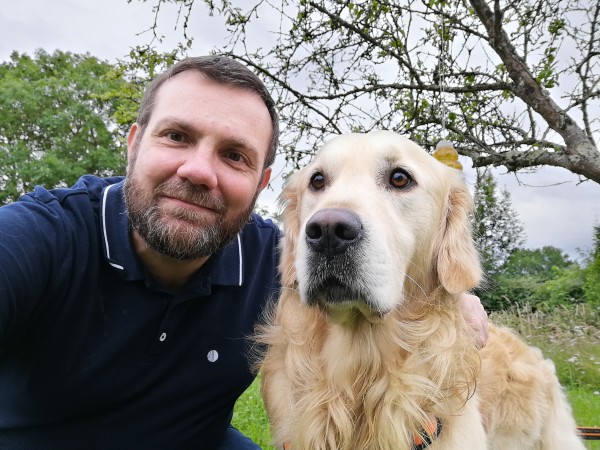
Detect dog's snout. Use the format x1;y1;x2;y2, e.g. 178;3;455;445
305;208;363;255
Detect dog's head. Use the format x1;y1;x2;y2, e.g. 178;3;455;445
280;131;481;321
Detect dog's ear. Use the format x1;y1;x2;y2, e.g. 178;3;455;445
278;171;303;287
434;183;482;294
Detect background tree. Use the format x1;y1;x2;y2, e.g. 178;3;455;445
0;50;134;204
583;224;600;306
471;169;527;310
482;246;577;310
472;170;525;276
501;246;572;278
139;0;599;181
99;44;189;126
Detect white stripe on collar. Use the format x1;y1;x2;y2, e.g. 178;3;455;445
237;234;243;286
102;184;124;270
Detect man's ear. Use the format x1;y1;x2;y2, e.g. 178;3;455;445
126;123;142;173
127;123;140;153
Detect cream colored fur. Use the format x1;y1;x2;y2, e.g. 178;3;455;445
257;131;584;450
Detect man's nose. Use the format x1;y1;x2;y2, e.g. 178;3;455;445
175;144;219;190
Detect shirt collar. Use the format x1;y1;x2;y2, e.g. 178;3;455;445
99;179;243;287
210;234;244;286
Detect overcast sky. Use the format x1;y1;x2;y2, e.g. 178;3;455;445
1;0;599;260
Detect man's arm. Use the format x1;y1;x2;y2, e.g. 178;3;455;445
459;293;488;348
0;196;62;344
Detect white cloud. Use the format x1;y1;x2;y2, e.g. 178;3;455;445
495;166;600;259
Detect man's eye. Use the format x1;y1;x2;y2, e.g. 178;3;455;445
227;152;243;162
167;132;185;142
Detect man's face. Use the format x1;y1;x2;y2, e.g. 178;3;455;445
124;71;273;260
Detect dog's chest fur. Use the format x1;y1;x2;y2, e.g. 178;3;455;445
259;289;483;450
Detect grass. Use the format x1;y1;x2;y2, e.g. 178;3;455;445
231;376;274;449
568;389;600;450
491;304;600;449
233;304;600;448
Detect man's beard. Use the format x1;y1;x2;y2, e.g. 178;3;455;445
124;175;258;260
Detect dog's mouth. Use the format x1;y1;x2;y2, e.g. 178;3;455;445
306;277;360;304
304;277;386;321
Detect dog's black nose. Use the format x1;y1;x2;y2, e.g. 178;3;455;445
305;208;363;255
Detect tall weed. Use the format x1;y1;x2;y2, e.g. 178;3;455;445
490;304;600;390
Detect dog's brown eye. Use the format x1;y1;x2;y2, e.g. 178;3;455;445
310;172;326;191
390;169;412;189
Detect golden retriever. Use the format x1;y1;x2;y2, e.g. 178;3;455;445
257;131;585;450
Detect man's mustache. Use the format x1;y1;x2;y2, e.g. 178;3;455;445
155;180;226;214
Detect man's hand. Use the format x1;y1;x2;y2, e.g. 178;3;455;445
459;293;488;349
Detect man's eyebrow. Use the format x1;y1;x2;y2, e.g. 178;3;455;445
224;136;257;152
152;117;197;135
152;116;261;157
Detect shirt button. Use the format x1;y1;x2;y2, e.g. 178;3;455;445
159;332;167;342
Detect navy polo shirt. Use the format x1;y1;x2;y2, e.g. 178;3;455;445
0;175;281;449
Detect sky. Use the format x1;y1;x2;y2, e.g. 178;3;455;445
1;0;599;260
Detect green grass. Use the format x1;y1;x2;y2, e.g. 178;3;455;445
490;303;600;392
233;304;600;448
568;389;600;450
569;389;600;428
231;376;275;449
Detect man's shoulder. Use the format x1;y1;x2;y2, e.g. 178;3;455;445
248;212;280;232
1;175;125;240
242;213;281;246
29;175;124;204
69;175;124;193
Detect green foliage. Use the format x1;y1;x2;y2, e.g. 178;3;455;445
583;225;600;306
481;273;540;311
529;265;586;310
536;46;559;88
548;18;567;36
480;226;600;311
502;246;571;278
96;44;187;128
480;245;588;311
0;50;132;204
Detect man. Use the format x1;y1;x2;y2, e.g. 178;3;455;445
0;56;487;449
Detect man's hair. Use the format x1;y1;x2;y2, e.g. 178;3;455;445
136;55;279;168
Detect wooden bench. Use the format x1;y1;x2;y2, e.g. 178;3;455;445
578;426;600;441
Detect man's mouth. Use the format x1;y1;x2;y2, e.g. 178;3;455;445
163;195;218;213
154;180;226;215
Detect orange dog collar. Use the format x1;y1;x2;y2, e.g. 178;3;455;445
282;417;442;449
412;417;443;449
